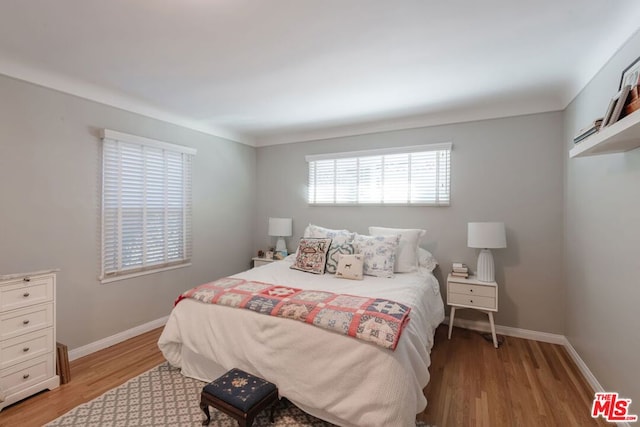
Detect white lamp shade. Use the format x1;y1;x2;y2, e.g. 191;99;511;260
268;217;292;237
467;222;506;249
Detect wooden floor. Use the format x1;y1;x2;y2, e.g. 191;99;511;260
419;326;607;427
0;325;606;427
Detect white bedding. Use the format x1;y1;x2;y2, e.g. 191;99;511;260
158;257;444;427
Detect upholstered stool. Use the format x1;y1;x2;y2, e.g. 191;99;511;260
200;368;279;426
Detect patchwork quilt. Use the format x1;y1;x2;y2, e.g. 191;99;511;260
176;277;411;350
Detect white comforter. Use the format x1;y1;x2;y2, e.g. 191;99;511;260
158;258;444;427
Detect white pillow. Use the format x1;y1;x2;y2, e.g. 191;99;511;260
418;248;438;272
354;234;400;278
368;226;426;273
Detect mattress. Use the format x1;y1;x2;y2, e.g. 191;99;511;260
158;257;444;426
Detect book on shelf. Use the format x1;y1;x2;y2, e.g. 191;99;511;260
573;118;603;143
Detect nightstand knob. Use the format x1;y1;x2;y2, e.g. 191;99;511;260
470;300;473;303
23;373;30;380
470;289;473;293
23;292;30;297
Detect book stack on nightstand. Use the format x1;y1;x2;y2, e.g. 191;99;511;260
451;262;469;278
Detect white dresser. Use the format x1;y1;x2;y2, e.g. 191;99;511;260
0;270;59;410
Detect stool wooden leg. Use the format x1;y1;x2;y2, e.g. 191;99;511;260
270;402;276;423
200;401;210;426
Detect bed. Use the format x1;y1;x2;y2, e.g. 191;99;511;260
158;252;444;426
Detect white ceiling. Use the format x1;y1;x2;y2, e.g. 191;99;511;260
1;1;639;146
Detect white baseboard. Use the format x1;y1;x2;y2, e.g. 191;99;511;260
67;315;169;361
446;317;631;427
444;316;565;344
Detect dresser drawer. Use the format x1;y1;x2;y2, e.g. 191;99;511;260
0;303;54;341
0;328;53;370
0;354;54;397
448;282;496;298
0;276;54;311
448;292;496;310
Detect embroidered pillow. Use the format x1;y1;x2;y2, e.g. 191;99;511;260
335;254;364;280
304;224;356;273
368;226;426;273
353;234;400;278
290;238;332;274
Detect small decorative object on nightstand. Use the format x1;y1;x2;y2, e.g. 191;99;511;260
252;257;276;268
447;273;499;348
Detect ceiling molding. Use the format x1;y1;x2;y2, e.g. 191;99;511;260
0;58;255;146
254;100;562;146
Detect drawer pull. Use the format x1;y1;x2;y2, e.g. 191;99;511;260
470;289;473;293
470;300;473;303
23;373;30;380
23;277;31;282
23;292;30;298
23;347;30;352
23;319;30;325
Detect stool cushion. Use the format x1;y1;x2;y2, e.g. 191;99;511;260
203;369;277;413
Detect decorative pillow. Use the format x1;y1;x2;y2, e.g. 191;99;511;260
418;248;438;272
368;226;426;273
304;224;356;273
353;234;400;278
335;254;364;280
325;242;355;274
290;238;332;274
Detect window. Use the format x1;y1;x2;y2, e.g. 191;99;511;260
307;143;451;205
100;130;196;283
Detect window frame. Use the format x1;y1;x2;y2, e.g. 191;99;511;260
99;129;196;284
306;142;452;206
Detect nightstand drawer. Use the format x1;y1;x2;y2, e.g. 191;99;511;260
448;282;495;298
448;293;496;310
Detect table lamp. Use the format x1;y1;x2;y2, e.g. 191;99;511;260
467;222;506;282
268;217;292;257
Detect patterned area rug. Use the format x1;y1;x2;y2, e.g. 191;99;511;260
46;362;432;426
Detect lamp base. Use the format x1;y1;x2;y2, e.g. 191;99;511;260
275;237;288;257
476;249;495;282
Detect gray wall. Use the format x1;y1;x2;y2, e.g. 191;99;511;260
254;112;565;333
564;33;640;403
0;75;256;349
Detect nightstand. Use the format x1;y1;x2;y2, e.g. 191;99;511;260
252;257;275;268
446;274;499;348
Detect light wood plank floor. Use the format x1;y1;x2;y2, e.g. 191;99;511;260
0;325;606;427
419;325;607;427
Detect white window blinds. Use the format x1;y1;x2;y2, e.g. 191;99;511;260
307;143;451;205
101;130;196;282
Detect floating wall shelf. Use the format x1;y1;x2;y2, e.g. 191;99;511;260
570;110;640;158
